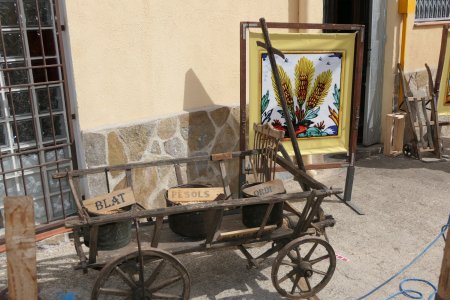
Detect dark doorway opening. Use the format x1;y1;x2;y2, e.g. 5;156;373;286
324;0;371;143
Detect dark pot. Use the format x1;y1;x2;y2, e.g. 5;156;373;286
241;182;284;228
165;184;210;238
83;220;132;251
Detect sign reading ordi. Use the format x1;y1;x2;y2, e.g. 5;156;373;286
83;187;136;214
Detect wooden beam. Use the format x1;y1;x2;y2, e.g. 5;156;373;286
436;226;450;300
65;189;341;228
0;226;72;254
4;196;38;300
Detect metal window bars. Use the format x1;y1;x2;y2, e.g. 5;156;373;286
415;0;450;22
0;0;76;237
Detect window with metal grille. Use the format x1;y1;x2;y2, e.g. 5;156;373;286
0;0;76;236
415;0;450;22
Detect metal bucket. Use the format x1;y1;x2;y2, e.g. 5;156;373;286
241;182;284;228
165;184;210;238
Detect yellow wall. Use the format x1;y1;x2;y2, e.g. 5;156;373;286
65;0;324;131
381;0;402;119
299;0;323;24
403;14;442;72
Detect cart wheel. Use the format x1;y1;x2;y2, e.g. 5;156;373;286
91;249;190;300
271;237;336;299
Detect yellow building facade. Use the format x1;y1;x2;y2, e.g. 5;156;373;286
60;0;448;208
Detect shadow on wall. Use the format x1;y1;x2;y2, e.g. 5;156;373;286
182;69;240;195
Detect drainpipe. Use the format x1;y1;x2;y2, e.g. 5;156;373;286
398;0;415;101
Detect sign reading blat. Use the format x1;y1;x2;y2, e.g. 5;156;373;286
83;187;136;214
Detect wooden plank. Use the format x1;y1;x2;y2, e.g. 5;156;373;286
125;169;133;188
384;114;395;155
211;152;233;161
4;196;38;300
257;203;275;238
151;216;164;248
54;149;258;178
242;179;285;197
217;225;277;241
418;148;436;153
384;113;406;156
393;114;406;154
436;226;450;300
413;97;425;148
254;123;284;139
275;155;326;189
421;98;434;149
219;160;231;198
83;187;136;214
0;227;72;254
88;225;99;264
414;121;435;127
174;164;183;185
167;187;224;203
204;208;224;247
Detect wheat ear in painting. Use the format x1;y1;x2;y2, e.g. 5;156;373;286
261;53;343;139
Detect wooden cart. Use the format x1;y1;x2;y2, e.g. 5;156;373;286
56;132;341;299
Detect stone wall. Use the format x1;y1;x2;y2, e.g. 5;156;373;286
81;106;241;209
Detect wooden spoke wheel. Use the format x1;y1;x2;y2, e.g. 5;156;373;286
271;237;336;299
92;249;190;300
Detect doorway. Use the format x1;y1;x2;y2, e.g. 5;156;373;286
324;0;386;146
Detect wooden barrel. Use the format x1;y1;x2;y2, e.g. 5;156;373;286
165;184;210;238
241;182;284;228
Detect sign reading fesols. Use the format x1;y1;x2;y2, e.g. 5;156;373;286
167;187;224;203
83;187;136;214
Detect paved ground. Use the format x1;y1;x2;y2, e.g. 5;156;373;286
0;154;449;299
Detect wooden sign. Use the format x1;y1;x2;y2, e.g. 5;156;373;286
242;179;285;197
83;187;136;214
167;187;224;203
5;196;38;300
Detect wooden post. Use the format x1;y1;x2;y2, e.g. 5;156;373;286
383;113;406;156
436;226;450;300
4;196;38;300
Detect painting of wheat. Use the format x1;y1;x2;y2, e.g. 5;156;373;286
260;53;343;139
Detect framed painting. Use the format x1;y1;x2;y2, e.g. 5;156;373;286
437;25;450;115
248;31;356;155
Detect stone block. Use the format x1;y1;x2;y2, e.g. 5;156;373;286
179;113;189;140
108;132;128;177
83;132;106;167
209;107;230;127
118;124;154;161
150;141;161;154
186;111;216;152
164;137;187;158
113;177;128;191
211;123;238;154
132;167;158;208
157;117;177;140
